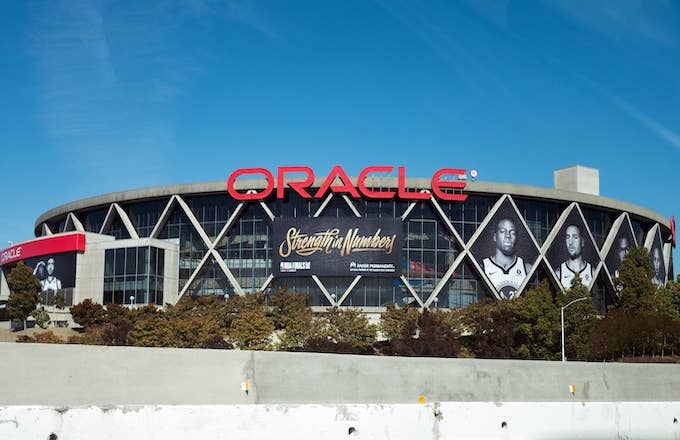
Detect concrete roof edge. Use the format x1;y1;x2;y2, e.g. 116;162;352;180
34;178;670;231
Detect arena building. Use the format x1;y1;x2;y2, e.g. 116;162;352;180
0;165;675;316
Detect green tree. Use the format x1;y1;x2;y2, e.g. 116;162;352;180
54;292;65;310
220;292;267;329
457;299;521;358
380;304;420;342
307;307;376;353
70;299;106;329
656;275;680;320
269;290;321;350
229;309;274;350
412;309;460;357
591;310;680;360
668;275;680;315
378;306;460;357
269;288;311;330
616;247;659;314
31;308;52;329
516;280;560;360
559;276;598;361
129;311;228;349
7;262;41;327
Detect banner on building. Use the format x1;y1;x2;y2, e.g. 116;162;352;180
2;252;77;293
272;218;403;277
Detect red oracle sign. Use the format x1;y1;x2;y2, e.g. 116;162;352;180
226;165;468;202
0;233;86;267
670;215;676;248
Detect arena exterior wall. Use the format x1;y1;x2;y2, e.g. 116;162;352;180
0;167;674;315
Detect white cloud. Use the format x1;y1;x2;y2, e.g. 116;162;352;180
546;0;679;47
609;94;680;152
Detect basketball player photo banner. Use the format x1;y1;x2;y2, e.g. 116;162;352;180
604;217;637;283
4;252;77;293
469;198;539;300
546;208;598;291
649;230;667;288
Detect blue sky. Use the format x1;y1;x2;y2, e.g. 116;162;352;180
1;0;679;268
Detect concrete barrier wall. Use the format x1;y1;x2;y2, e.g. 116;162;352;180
2;343;680;439
2;343;680;405
2;402;680;439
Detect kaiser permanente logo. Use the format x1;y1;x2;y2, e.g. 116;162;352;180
278;227;397;258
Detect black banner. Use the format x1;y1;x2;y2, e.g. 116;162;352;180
272;218;403;277
3;252;77;292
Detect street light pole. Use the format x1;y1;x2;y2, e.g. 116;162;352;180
561;297;589;362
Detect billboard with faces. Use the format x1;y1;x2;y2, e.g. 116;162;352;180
649;231;666;288
605;219;636;281
546;208;598;290
469;199;539;300
2;252;77;293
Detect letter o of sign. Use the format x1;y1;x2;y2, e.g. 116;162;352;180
227;168;274;201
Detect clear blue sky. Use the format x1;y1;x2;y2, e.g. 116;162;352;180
1;0;679;269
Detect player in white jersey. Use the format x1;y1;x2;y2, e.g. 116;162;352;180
482;218;532;299
554;224;593;289
34;257;62;292
557;260;593;289
483;256;528;299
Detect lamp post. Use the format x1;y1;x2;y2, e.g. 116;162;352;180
129;295;134;307
561;297;589;362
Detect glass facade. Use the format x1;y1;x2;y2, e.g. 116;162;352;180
186;194;238;240
158;205;207;291
441;194;497;242
582;206;616;248
216;204;272;293
269;276;332;306
103;246;165;305
515;198;564;245
105;215;131;239
81;207;108;233
39;185;673;310
403;202;460;303
185;256;234;298
125;199;169;237
436;258;492;308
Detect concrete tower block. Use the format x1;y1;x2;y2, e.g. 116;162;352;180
554;165;600;196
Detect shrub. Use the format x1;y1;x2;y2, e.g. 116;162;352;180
17;331;65;344
31;308;52;329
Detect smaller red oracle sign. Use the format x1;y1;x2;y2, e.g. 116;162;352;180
671;215;676;248
226;165;468;202
0;233;86;267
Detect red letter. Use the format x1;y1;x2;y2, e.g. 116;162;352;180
277;166;315;199
671;215;676;248
358;166;396;199
431;168;468;201
227;168;274;201
314;165;360;199
397;166;429;200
